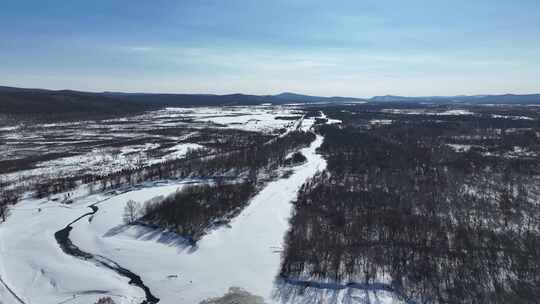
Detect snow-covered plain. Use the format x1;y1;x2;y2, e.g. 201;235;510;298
0;109;325;304
0;135;328;304
491;114;534;120
1;106;298;187
71;135;326;304
164;106;301;133
447;144;473;152
1;108;408;304
381;108;475;116
0;190;145;304
318;111;342;125
369;119;393;126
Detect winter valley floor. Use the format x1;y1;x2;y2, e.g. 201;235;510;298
2;103;540;304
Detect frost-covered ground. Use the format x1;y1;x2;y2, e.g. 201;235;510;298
0;135;333;304
1;106;299;187
0;108;412;304
0;188;145;304
69;135;326;304
381;108;475;116
163;106;301;132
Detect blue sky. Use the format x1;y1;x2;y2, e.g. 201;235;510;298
1;0;539;97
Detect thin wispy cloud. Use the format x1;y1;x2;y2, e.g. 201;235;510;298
1;0;539;96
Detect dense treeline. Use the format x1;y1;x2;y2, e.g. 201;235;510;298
0;88;154;116
279;110;540;303
0;151;77;174
317;123;540;175
32;130;315;199
141;181;256;241
0;85;367;113
85;130;314;191
0;177;21;221
132;131;314;241
4;127;269;198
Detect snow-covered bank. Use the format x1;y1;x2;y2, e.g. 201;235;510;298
68;135;326;303
0;134;326;304
0;193;145;304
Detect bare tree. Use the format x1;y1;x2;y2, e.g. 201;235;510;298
123;199;141;224
0;203;9;222
0;179;11;222
94;297;116;304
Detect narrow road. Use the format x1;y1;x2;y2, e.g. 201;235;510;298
54;204;159;304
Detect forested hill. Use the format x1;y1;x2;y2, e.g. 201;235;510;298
103;92;269;106
105;91;366;106
0;86;365;115
0;87;153;115
2;85;540;116
370;94;540;104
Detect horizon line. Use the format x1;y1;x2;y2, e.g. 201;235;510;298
1;83;540;100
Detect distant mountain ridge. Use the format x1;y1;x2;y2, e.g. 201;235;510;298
1;85;540;115
273;92;364;103
369;94;540;104
0;86;153;115
0;86;367;115
103;91;366;105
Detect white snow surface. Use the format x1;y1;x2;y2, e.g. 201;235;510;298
491;114;534;120
1;105;300;187
1;135;342;304
318;111;341;125
369;119;393;126
0;193;144;304
2;142;203;184
0;114;406;304
164;106;299;133
382;108;475;116
70;136;326;304
447;144;472;152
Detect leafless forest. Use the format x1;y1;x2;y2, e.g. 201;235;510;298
279;104;540;303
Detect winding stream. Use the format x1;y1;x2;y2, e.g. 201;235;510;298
52;133;326;303
54;204;159;304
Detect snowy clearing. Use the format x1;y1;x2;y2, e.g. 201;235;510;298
1;106;301;189
381;108;475;116
1;131;369;304
66;135;326;303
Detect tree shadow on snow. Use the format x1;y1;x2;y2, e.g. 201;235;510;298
103;223;198;254
271;277;410;304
